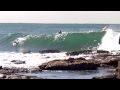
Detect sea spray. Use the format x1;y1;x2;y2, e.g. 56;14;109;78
98;28;120;52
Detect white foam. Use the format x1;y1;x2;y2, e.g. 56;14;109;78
54;32;68;41
98;28;120;52
0;51;94;69
12;35;30;46
0;52;68;69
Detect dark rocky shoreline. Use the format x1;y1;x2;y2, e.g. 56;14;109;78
1;50;120;79
39;50;120;79
0;67;41;79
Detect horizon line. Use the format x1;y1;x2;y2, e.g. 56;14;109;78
0;22;119;24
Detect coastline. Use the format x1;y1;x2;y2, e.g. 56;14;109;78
0;50;119;79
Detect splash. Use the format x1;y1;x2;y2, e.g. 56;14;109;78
98;28;120;52
12;35;31;46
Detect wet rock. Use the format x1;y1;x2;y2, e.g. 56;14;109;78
66;50;93;56
46;56;50;58
66;51;81;56
0;74;40;79
97;50;109;54
39;59;100;70
67;57;86;61
93;74;117;79
39;49;60;53
101;58;120;67
76;57;86;60
67;58;75;61
23;50;31;54
0;67;29;74
0;68;41;79
39;52;120;70
0;66;2;69
30;68;43;73
11;60;25;64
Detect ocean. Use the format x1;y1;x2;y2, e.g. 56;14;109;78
0;23;119;79
0;23;106;52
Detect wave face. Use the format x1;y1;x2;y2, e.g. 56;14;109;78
0;32;105;52
0;24;106;52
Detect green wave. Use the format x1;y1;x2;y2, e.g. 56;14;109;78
0;32;105;52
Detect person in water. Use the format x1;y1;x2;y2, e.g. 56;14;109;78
13;39;19;46
58;30;62;34
102;26;108;31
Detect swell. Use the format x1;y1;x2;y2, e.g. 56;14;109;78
0;32;105;52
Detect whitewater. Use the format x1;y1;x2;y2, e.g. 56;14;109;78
0;28;120;69
98;28;120;52
1;24;120;70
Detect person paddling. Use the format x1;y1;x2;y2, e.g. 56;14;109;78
58;30;62;34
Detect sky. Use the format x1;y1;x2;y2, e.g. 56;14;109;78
0;11;120;24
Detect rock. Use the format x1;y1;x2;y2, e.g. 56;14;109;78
76;57;86;60
66;57;86;61
97;50;109;54
101;58;120;67
4;75;40;79
93;74;117;79
67;58;75;61
0;67;29;74
46;56;50;58
11;60;25;64
30;68;42;73
39;49;60;53
66;50;93;56
23;50;31;54
39;54;120;70
66;51;81;56
0;66;2;69
0;68;41;79
39;59;100;70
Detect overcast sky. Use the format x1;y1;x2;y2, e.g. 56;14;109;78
0;11;120;24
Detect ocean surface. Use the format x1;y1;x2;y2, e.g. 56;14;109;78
0;23;120;79
0;23;107;52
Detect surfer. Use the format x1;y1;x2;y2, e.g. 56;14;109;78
58;30;62;34
12;39;19;52
13;39;19;47
102;26;108;31
13;41;18;47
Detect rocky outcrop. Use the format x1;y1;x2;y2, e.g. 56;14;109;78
0;74;40;79
97;50;109;54
92;74;117;79
0;67;42;79
39;54;120;70
0;67;29;74
66;50;92;56
11;60;25;64
39;49;60;53
66;50;110;56
39;59;100;70
23;50;31;54
100;57;120;67
0;66;2;69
